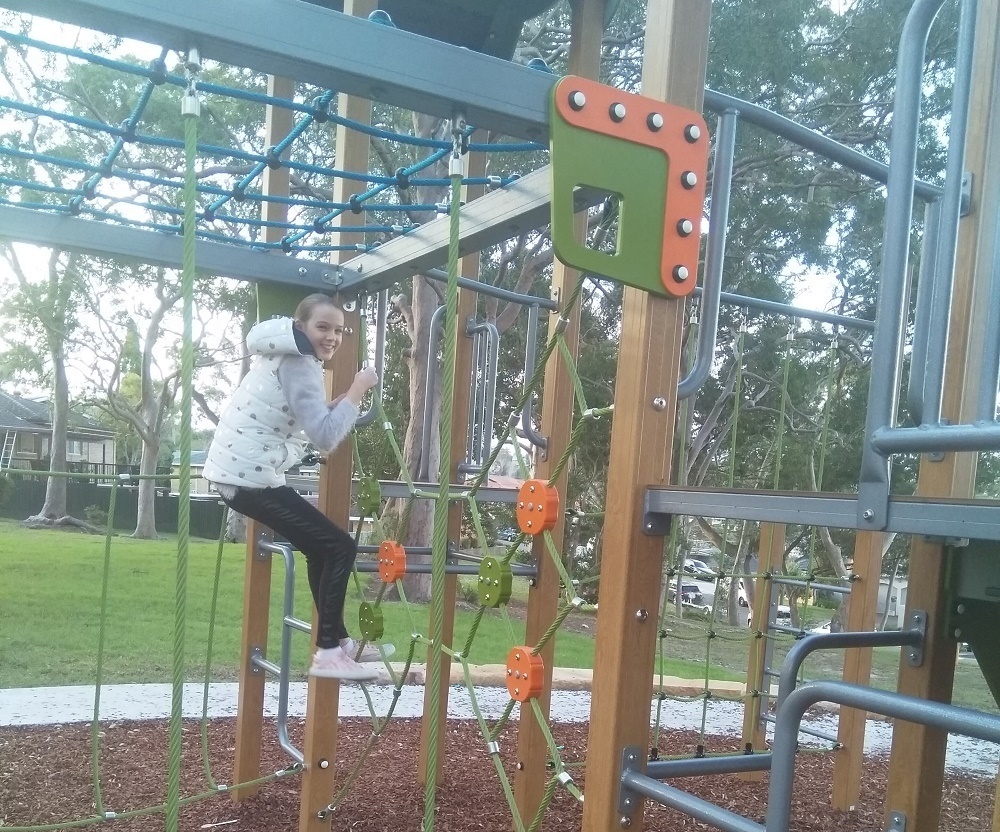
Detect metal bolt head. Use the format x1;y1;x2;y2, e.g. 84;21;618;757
681;170;698;189
647;113;664;131
677;219;694;237
516;762;524;771
620;816;632;828
318;758;330;769
862;509;875;521
609;102;627;122
652;396;667;411
636;608;648;622
684;124;702;142
954;628;962;639
568;91;586;110
298;266;308;276
672;265;690;282
956;603;966;614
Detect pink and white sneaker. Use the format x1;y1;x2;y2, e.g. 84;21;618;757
309;647;379;681
341;637;395;663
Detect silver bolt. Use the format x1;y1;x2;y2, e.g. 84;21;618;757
624;798;633;808
636;609;648;622
862;509;875;521
517;762;524;771
568;91;586;110
652;396;667;411
684;124;702;142
677;219;694;237
609;102;627;122
672;265;690;282
647;113;664;131
298;267;308;276
318;759;330;769
681;170;698;189
954;628;962;639
956;603;966;614
620;816;632;828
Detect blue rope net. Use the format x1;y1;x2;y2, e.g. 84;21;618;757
0;24;547;255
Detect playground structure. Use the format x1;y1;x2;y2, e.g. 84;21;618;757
1;1;1000;832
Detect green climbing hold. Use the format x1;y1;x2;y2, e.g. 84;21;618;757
358;602;384;641
357;476;382;516
477;556;513;608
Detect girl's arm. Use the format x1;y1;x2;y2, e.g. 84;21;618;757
278;358;378;452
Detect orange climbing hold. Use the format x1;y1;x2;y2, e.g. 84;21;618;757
505;646;544;702
515;479;560;534
377;540;406;583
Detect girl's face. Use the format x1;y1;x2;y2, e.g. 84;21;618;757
298;304;345;361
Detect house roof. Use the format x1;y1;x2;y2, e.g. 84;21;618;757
171;449;209;466
0;389;113;437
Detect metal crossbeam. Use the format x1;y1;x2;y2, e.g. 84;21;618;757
0;203;339;289
0;0;554;141
644;487;1000;541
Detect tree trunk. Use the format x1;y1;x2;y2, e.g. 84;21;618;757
37;346;69;519
133;411;160;538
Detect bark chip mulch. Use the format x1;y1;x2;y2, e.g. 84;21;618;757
1;717;994;831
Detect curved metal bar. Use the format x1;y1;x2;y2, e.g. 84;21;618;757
480;321;500;464
424;267;559;311
257;541;304;765
906;199;943;425
858;0;947;525
703;89;942;202
355;289;389;428
419;304;446;480
766;680;1000;831
678;108;738;400
775;628;924;709
521;303;548;450
699;287;876;330
465;325;485;466
920;0;979;426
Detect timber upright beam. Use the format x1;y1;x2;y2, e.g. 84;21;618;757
885;3;1000;830
232;74;294;801
582;2;712;830
514;0;604;821
832;529;885;810
417;141;486;787
739;521;784;782
297;4;374;830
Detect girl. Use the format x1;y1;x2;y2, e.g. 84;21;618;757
205;293;390;681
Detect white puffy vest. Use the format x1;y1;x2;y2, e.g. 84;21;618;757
204;318;318;490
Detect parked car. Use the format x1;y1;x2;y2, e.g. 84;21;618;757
667;583;705;606
683;558;716;580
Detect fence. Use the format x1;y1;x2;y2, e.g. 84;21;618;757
2;479;226;539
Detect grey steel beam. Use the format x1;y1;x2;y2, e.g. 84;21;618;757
335;167;605;295
643;486;1000;540
1;0;554;141
284;477;520;503
0;203;339;289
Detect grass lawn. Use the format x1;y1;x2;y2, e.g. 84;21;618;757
1;520;994;714
0;521;721;687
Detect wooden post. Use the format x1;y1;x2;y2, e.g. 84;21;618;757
885;3;1000;830
581;5;711;829
297;4;374;829
231;521;273;800
513;0;603;822
232;74;294;801
831;529;884;810
417;143;486;787
739;521;784;782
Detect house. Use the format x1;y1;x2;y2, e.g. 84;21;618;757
0;389;116;472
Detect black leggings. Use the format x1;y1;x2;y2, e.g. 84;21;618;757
223;485;356;650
